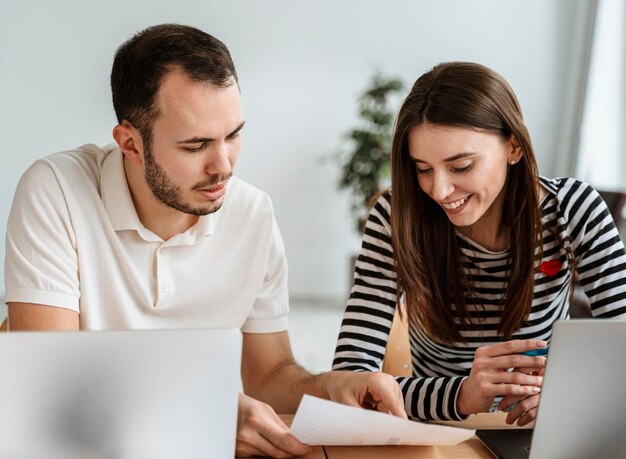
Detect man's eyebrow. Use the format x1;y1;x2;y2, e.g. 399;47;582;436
410;152;478;163
228;121;245;137
176;121;246;144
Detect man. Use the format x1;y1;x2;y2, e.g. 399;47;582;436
3;24;405;457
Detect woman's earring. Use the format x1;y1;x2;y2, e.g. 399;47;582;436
509;159;516;165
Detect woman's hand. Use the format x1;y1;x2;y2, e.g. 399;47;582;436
457;340;547;416
498;368;546;426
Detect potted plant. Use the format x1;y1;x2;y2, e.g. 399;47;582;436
336;73;404;233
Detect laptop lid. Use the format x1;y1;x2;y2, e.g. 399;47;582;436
0;328;241;459
530;319;626;459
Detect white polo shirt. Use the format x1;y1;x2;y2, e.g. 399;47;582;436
4;144;289;332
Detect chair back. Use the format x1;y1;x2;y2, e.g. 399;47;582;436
382;304;412;376
598;190;626;229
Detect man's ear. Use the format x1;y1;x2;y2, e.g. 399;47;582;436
508;134;523;164
112;121;145;165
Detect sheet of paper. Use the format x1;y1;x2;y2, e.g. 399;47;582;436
290;395;475;446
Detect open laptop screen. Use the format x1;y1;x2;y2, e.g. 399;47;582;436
0;328;241;459
530;320;626;459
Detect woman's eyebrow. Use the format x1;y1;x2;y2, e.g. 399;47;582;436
410;152;478;163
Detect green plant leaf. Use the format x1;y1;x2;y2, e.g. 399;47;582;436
334;72;405;233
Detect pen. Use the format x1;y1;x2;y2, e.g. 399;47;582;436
521;347;549;357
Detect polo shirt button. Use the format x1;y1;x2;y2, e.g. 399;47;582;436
160;282;169;293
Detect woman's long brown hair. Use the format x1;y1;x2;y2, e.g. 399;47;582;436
390;62;543;345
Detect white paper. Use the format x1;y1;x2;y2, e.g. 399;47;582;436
290;395;475;446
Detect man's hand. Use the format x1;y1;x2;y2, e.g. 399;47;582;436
236;393;311;458
320;371;407;419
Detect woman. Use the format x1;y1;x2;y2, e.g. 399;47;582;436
332;62;626;427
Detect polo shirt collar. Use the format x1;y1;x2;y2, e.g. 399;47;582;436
100;146;215;242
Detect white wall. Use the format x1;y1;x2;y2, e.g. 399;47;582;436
0;0;590;305
577;0;626;189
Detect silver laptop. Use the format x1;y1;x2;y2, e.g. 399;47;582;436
0;328;241;459
530;319;626;458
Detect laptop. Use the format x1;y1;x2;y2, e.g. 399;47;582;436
0;328;242;459
477;319;626;459
477;429;532;459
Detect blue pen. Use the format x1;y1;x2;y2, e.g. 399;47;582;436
521;347;549;357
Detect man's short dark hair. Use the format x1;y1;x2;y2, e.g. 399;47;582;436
111;23;238;142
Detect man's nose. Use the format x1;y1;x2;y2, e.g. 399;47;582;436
206;142;231;176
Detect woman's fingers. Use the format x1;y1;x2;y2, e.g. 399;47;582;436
490;370;543;387
475;354;547;373
510;368;545;376
503;393;541;426
515;407;538;427
477;339;547;358
485;381;541;398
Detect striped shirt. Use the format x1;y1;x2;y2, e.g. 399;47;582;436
332;177;626;421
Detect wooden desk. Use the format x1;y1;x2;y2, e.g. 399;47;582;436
240;412;530;458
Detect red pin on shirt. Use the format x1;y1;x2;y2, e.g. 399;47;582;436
540;259;563;276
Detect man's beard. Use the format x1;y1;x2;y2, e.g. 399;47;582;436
144;146;230;216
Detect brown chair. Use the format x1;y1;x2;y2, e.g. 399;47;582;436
598;190;626;230
382;304;412;377
0;318;7;332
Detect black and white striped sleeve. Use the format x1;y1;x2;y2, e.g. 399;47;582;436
333;194;397;373
332;193;468;421
562;180;626;317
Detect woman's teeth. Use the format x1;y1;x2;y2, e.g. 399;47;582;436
442;196;468;210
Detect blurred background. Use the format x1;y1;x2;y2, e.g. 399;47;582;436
1;0;624;371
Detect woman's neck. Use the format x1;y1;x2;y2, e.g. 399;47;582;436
458;222;509;252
